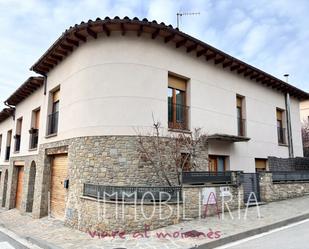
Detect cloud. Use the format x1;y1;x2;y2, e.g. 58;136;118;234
0;0;308;110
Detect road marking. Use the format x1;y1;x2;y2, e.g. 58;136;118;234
0;241;15;249
214;218;309;249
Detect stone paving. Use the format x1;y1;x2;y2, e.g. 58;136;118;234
0;195;309;249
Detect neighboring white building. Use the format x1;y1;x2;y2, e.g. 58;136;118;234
0;17;308;224
300;100;309;123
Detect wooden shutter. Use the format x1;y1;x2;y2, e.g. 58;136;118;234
53;89;60;102
35;109;40;129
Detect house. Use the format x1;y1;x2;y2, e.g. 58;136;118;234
0;17;308;231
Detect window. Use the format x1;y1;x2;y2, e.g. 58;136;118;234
30;108;40;149
168;75;189;130
14;118;22;152
236;95;246;136
255;158;268;172
209;155;227;172
276;108;286;144
47;89;60;135
5;130;12;161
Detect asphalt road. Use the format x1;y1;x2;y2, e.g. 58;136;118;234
217;219;309;249
0;231;28;249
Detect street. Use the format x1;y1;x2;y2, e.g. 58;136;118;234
0;231;28;249
216;219;309;249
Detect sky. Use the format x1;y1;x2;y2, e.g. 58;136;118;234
0;0;308;109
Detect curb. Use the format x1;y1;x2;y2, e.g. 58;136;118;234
195;212;309;249
26;237;63;249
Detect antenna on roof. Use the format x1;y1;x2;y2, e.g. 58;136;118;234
284;74;289;83
176;12;200;30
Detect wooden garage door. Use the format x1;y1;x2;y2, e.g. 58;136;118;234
50;155;68;220
15;167;24;210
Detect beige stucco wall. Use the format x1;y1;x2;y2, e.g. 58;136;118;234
300;100;309;124
1;31;304;171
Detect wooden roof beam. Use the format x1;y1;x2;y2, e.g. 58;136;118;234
86;26;98;39
256;75;265;82
42;62;54;68
151;28;160;39
237;67;246;74
164;33;175;43
176;39;187;48
120;23;126;36
196;48;207;57
66;37;79;47
223;60;233;68
186;44;197;53
45;57;58;65
60;44;73;52
54;49;68;57
206;52;216;61
50;54;63;61
250;73;259;80
244;70;253;77
230;64;240;71
137;24;143;37
73;32;87;42
215;57;225;65
102;24;111;36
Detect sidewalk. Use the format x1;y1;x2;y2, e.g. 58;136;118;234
0;195;309;249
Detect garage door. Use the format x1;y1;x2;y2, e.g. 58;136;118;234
15;167;24;210
50;155;68;220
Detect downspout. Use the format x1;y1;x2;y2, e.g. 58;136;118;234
285;92;294;158
284;74;294;158
42;73;47;95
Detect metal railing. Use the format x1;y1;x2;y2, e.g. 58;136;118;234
168;103;189;130
5;146;10;161
237;118;246;136
47;111;59;135
14;135;21;152
29;129;39;149
272;171;309;182
83;184;182;202
182;171;233;185
277;127;287;144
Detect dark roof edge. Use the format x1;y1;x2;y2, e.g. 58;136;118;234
30;16;309;100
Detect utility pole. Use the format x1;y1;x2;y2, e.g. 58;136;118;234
176;12;200;30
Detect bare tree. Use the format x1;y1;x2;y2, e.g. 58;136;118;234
136;121;207;186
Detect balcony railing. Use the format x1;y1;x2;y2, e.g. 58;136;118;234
5;146;10;161
168;103;189;130
277;127;287;144
237;118;246;136
83;184;182;202
47;111;59;135
272;171;309;182
182;171;233;185
29;129;39;149
14;135;21;152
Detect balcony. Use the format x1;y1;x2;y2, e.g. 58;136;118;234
237;118;246;136
47;111;59;135
14;135;21;152
168;103;189;131
277;127;287;145
5;146;10;161
29;129;39;149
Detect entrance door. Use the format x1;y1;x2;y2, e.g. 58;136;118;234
15;167;24;210
50;155;68;220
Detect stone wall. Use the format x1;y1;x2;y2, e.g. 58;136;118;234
0;165;9;207
259;172;309;202
65;184;243;233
